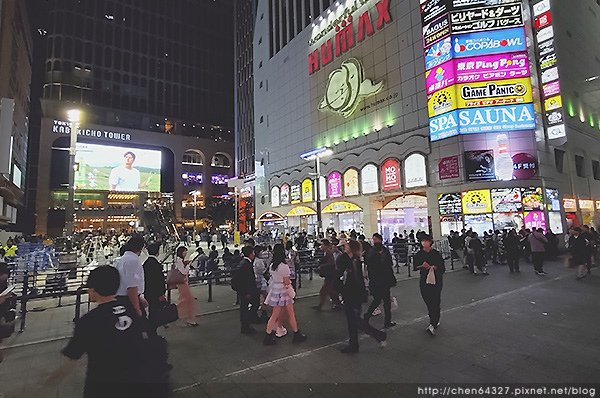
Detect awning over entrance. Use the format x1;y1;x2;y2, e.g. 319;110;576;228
383;195;427;210
322;201;362;214
257;212;284;222
287;206;317;217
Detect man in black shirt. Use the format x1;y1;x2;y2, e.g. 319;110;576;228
413;235;445;336
364;233;397;328
143;242;166;331
236;246;260;334
46;266;170;398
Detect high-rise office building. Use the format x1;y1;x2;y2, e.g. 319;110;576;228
26;0;236;235
0;0;32;229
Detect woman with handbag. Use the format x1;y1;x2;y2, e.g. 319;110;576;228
413;235;445;336
263;243;307;345
170;246;198;326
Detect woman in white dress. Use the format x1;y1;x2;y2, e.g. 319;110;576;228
174;246;198;326
263;243;307;345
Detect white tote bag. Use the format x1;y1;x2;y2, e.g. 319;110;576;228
426;267;436;285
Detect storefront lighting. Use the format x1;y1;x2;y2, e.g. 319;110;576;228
567;99;575;117
579;106;586;123
586;76;599;82
590;115;595;128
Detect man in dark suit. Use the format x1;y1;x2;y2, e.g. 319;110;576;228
237;246;260;334
364;233;397;328
143;242;166;330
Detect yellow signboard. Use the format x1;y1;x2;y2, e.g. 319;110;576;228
427;86;458;117
457;78;533;108
287;206;317;217
301;179;313;203
322;201;362;214
544;95;562;112
462;189;492;215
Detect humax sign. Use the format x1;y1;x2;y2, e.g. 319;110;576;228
430;103;536;141
453;27;526;58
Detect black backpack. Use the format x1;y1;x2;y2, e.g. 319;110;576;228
230;267;241;292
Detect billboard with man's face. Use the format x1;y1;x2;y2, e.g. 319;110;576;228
74;143;162;192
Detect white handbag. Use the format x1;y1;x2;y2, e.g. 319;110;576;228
426;267;436;285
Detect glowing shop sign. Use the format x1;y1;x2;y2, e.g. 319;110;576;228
457;77;533;108
455;52;530;83
452;27;526;58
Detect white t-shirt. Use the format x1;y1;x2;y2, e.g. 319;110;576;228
175;257;189;276
109;166;141;191
270;262;290;284
115;251;145;295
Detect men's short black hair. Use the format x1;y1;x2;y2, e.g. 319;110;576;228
420;234;433;242
147;242;160;256
86;266;120;296
124;151;136;160
127;234;145;252
242;245;254;257
372;233;383;241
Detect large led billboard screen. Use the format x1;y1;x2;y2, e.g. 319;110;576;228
75;143;162;192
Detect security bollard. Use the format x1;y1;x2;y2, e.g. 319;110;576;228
207;277;213;302
19;272;29;333
74;288;82;322
298;268;303;289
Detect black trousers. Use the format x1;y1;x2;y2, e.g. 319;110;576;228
420;283;442;327
506;253;520;272
239;292;259;329
365;287;392;324
344;302;386;349
531;252;545;272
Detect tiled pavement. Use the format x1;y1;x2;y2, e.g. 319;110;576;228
1;258;599;398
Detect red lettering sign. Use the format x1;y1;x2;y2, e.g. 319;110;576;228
535;11;552;31
376;0;392;30
381;158;401;191
358;11;374;42
439;156;460;180
308;50;319;75
335;18;355;57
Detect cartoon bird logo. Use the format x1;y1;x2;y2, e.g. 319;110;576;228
319;58;384;118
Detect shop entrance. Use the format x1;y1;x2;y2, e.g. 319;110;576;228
378;195;429;242
322;201;363;234
286;206;317;235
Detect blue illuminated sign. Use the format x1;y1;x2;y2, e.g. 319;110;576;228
430;110;460;141
425;37;454;70
430;104;536;140
458;103;536;134
453;27;526;58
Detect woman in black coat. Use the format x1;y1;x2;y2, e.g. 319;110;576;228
338;240;387;353
413;235;445;336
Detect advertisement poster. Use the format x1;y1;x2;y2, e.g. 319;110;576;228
422;0;452;25
524;211;547;232
462;189;492;214
343;168;360;196
458;103;536;134
544;95;562;111
290;181;301;204
464;150;496;181
404;153;428;188
439;155;460;179
453;27;527;58
423;14;451;48
548;211;563;234
75;143;162;192
491;188;523;213
493;212;524;230
301;179;313;203
521;187;544;211
543;81;560;98
271;186;280;207
211;175;229;185
327;171;343;198
512;152;538;180
361;164;379;194
457;78;533;108
440;215;464;236
428;85;458;117
381;158;401;191
439;192;462;215
455;52;530;83
545;188;560;211
452;0;522;9
464;214;494;235
450;3;523;34
426;60;456;94
280;184;290;205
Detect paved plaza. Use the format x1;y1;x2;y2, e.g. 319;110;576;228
1;258;599;398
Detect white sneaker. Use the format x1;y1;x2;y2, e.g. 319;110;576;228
426;325;436;336
371;308;382;316
275;326;287;338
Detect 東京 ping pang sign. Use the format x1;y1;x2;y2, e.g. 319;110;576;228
308;0;392;75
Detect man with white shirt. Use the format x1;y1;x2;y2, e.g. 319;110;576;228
109;151;141;191
115;234;148;318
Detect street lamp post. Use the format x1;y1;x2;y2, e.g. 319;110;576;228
65;109;81;236
190;190;200;232
300;147;333;238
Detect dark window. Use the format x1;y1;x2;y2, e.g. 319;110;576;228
593;160;600;180
575;155;585;177
554;149;565;173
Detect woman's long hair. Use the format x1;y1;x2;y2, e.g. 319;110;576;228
176;246;187;259
271;243;286;271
